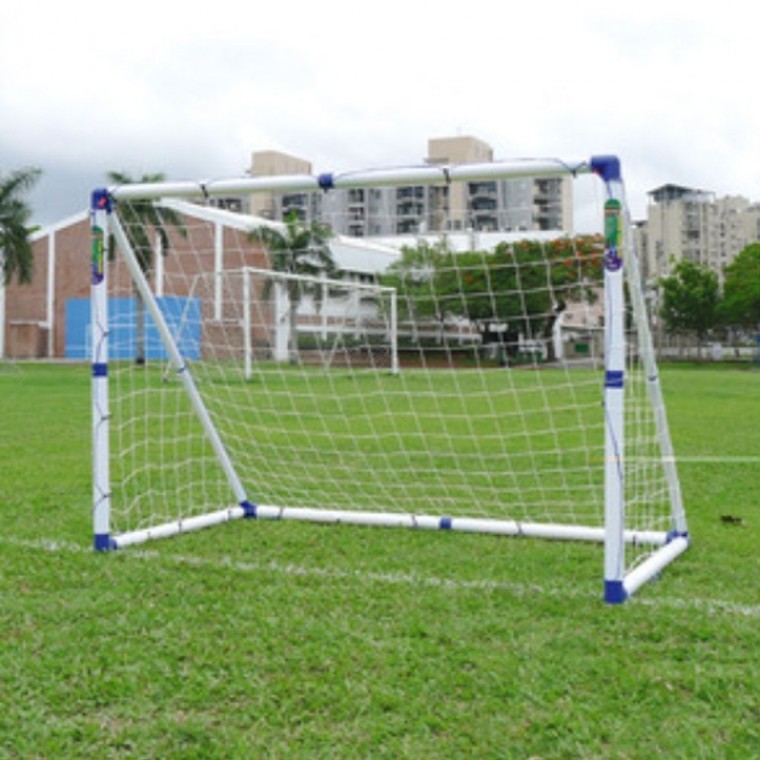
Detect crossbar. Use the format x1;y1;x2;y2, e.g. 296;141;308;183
107;158;594;202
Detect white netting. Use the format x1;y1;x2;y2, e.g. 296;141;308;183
103;179;682;579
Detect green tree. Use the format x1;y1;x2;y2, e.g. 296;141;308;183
107;171;186;364
659;259;720;354
382;235;603;361
380;240;452;342
249;211;337;363
720;243;760;332
0;167;41;285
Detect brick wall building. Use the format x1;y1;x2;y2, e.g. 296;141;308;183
2;201;398;359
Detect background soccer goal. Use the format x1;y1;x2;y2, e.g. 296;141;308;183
90;156;689;603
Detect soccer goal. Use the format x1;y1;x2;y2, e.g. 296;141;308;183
90;155;689;603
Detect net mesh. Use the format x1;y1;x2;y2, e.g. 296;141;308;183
104;188;679;574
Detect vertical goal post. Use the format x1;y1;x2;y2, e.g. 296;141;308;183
90;155;689;603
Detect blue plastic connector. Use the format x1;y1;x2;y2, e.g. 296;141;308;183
240;500;258;519
604;579;628;604
605;370;625;389
590;155;622;183
666;529;690;545
94;533;117;552
317;173;334;191
91;188;112;213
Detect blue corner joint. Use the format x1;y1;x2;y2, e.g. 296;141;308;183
317;173;334;191
240;500;258;519
604;579;628;604
590;155;622;183
91;188;112;213
666;529;690;545
439;516;453;530
94;533;117;552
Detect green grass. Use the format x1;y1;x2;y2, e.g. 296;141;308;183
113;360;607;531
1;362;759;758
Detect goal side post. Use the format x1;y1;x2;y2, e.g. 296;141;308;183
90;193;256;550
591;155;690;603
90;190;112;551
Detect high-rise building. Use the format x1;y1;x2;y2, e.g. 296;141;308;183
248;150;317;222
640;184;760;282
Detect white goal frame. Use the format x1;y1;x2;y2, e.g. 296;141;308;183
90;155;689;603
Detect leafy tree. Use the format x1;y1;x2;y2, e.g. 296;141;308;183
107;171;186;364
0;167;41;285
659;259;719;353
249;211;337;363
382;235;603;361
380;240;451;341
720;243;760;332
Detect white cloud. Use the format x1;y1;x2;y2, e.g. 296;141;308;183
2;0;759;225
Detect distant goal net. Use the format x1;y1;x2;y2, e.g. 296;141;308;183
90;156;689;603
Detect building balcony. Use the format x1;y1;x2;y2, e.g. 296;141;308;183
470;198;497;212
468;182;497;200
396;186;425;200
396;219;420;234
397;202;424;217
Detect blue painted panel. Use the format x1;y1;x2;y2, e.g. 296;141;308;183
66;296;201;360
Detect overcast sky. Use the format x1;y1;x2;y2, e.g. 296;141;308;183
1;0;757;229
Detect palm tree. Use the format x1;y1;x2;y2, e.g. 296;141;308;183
0;167;40;360
0;167;41;285
107;171;186;364
249;211;338;363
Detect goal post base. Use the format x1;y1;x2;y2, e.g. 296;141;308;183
94;533;118;552
621;533;690;599
112;505;677;548
606;533;690;603
108;503;685;601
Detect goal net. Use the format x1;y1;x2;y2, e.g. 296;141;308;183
90;156;689;603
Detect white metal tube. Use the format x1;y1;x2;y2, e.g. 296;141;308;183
602;185;627;601
231;265;394;293
108;159;593;202
623;536;690;598
236;506;667;544
214;221;223;322
154;232;164;297
114;506;247;548
242;268;252;380
91;196;111;549
46;232;55;357
389;290;399;376
113;500;671;549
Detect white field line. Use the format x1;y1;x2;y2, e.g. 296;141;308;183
618;456;760;464
668;456;760;464
3;535;760;618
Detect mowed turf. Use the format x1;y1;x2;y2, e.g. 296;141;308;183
0;362;758;758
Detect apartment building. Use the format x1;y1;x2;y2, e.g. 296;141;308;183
640;183;760;282
247;136;574;237
248;150;319;223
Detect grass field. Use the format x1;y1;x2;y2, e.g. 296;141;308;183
1;362;758;758
110;360;610;540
